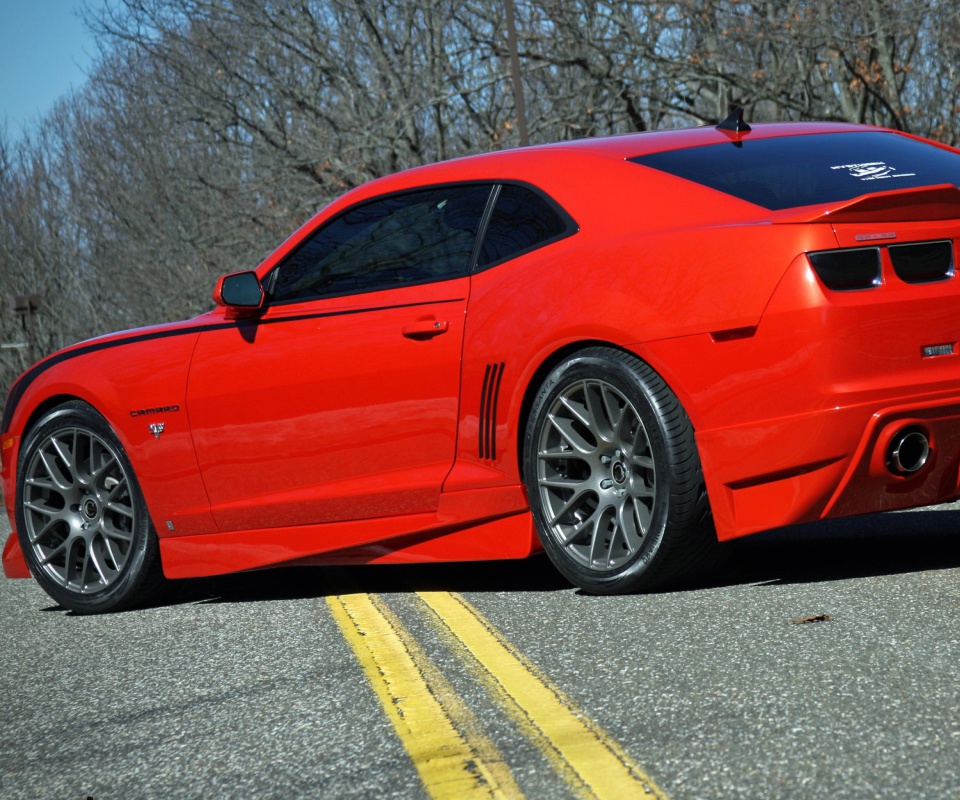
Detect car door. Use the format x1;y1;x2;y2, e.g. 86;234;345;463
186;183;493;532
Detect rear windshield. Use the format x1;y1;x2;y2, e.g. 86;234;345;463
629;131;960;211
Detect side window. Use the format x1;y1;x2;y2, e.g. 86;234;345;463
476;184;574;270
270;184;493;303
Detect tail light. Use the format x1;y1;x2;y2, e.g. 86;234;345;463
889;240;954;284
807;248;881;291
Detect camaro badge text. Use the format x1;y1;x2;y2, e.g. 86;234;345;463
130;405;180;417
149;422;165;439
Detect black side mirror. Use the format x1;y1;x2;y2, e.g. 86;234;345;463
213;271;264;315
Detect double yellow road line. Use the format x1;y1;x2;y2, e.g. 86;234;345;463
327;589;667;800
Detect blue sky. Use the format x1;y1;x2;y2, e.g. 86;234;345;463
0;0;104;140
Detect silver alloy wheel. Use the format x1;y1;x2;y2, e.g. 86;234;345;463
536;378;656;571
21;427;137;594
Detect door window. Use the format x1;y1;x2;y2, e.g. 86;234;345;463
270;184;493;303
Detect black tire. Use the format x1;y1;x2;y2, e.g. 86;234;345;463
523;347;716;594
15;401;164;613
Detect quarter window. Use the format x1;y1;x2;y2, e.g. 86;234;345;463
270;184;493;303
476;184;574;270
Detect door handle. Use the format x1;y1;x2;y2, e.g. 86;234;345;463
402;320;450;339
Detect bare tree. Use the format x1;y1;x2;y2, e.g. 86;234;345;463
3;0;960;401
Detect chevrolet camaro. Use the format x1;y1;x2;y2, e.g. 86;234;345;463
5;110;960;613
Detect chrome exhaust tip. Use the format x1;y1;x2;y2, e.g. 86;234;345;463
886;427;930;475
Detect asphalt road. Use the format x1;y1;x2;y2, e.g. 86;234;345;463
3;504;960;799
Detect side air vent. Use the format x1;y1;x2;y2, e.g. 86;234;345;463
479;362;505;460
807;248;881;291
889;240;954;284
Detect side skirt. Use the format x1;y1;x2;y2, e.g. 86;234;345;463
159;485;536;579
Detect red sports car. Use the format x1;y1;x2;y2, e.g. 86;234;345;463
5;111;960;613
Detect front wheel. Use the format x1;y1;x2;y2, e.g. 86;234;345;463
16;401;164;613
523;347;715;594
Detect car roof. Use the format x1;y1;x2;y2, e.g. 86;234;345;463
530;120;883;158
343;121;887;200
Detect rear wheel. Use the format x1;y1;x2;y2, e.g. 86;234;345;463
16;401;163;613
523;347;715;594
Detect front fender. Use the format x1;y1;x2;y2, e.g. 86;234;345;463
2;532;29;579
2;325;218;543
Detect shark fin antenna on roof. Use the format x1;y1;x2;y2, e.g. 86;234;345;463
717;106;752;135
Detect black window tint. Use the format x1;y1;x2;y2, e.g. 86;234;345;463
477;184;571;269
630;132;960;211
271;184;492;302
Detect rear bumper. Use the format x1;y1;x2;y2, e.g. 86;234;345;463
700;390;960;541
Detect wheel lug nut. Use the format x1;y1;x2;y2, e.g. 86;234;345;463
600;455;612;464
600;478;614;489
